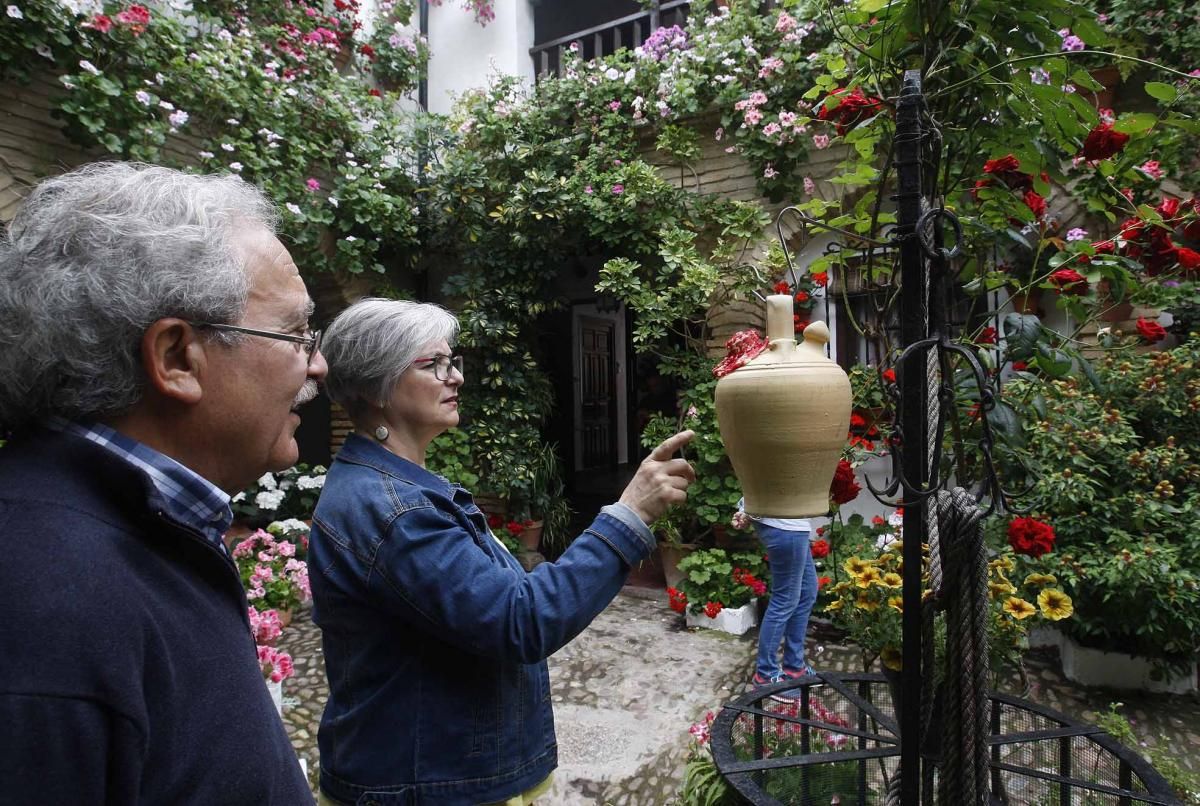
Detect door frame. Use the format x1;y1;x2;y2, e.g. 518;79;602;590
571;303;629;472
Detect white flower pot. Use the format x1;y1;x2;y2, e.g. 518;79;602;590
267;678;284;716
1060;635;1197;694
1026;625;1063;651
686;599;759;636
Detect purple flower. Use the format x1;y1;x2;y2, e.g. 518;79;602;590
611;184;624;194
584;185;593;194
1066;228;1088;241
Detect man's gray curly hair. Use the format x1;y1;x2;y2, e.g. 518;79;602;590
0;161;279;430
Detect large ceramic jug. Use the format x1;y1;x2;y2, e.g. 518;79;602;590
714;294;851;517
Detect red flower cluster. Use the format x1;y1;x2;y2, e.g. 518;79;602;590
817;87;883;136
976;326;998;345
733;567;767;596
830;458;861;505
817;575;832;591
1007;517;1056;558
810;539;830;559
811;271;829;287
972;154;1036;201
1049;268;1088;295
1080;122;1130;161
505;519;533;536
773;280;790;294
667;587;688;614
1110;197;1200;277
882;367;896;384
713;329;768;379
1135;317;1167;343
115;4;151;33
703;601;724;619
358;43;377;61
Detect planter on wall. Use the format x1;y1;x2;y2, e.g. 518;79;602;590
1060;635;1197;694
686;599;759;636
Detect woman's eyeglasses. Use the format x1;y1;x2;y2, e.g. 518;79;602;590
189;321;323;366
412;353;464;381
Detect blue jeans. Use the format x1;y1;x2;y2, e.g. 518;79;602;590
755;523;817;679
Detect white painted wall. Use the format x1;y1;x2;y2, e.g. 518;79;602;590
425;0;536;115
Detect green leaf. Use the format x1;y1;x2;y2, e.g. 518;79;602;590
1143;82;1177;103
1002;313;1041;359
1112;113;1157;135
858;0;888;11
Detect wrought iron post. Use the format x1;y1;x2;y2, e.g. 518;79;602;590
895;68;929;806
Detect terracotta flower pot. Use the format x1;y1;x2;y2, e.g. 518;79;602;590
518;520;544;552
660;542;697;589
714;295;852;517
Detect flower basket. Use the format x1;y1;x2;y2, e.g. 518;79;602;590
686;599;759;635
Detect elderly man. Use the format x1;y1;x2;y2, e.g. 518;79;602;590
0;162;324;802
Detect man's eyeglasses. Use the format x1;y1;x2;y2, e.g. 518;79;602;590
189;321;323;366
411;353;464;381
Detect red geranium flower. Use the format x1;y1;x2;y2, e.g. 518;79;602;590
358;43;376;59
505;520;525;536
811;271;829;287
368;88;382;97
872;515;886;526
830;459;861;505
1135;317;1167;343
1007;517;1056;558
817;575;832;591
882;367;896;384
667;587;687;613
704;601;724;619
86;12;113;31
1023;189;1047;220
810;539;830;559
1012;361;1028;371
795;290;810;304
976;326;998;344
1080;122;1130;161
817;87;883;135
793;316;809;334
1049;268;1087;294
773;280;791;294
713;329;768;379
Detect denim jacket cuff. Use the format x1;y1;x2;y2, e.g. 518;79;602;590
597;504;656;562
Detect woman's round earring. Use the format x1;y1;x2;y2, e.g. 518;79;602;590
374;425;389;442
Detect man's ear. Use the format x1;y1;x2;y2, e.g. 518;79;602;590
140;319;206;404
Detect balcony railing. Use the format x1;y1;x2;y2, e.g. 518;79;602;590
529;0;692;80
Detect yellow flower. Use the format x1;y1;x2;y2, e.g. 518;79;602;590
988;580;1017;599
1038;589;1074;621
844;557;872;576
887;596;903;613
889;541;904;554
989;556;1015;574
881;572;903;588
824;599;844;613
880;646;903;671
1024;573;1058;587
856;567;883;588
1003;597;1037;620
828;581;851;595
854;592;879;612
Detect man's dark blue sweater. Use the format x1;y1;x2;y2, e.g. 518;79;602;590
0;429;312;804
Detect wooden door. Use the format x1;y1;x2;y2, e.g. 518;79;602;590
579;316;617;469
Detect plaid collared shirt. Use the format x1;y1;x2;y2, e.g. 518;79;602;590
46;418;233;555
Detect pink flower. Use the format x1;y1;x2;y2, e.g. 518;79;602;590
1140;160;1165;179
762;122;781;137
584;185;593;194
763;165;779;179
305;177;320;191
608;100;621;112
714;127;724;141
803;176;816;195
775;10;797;32
812;134;830;149
744;108;763;126
611;184;624;194
277;541;296;557
779;111;797;127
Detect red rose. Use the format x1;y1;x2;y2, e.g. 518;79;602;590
1135;317;1167;343
704;601;724;619
1176;247;1200;273
1080;122;1130;161
976;326;998;344
1157;197;1181;221
368;88;382;97
983;155;1021;175
1092;239;1115;254
882;367;896;384
713;329;768;379
810;539;830;559
1023;190;1047;220
1007;517;1056;558
811;271;829;287
830;458;861;505
818;87;883;135
982;154;1033;191
1049;268;1087;294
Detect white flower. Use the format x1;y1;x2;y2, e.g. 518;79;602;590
35;44;53;60
231;491;246;502
254;489;286;511
135;90;153;106
216;28;232;42
604;67;621;81
226;117;240;125
168;109;189;128
229;162;243;172
344;235;357;242
285;202;302;215
78;59;100;75
328;197;339;207
6;5;22;18
220;142;235;151
875;532;900;551
198;150;214;159
257;473;278;490
158;100;175;111
155;72;166;84
296;475;325;490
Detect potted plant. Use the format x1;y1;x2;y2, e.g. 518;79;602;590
510;442;572;555
669;548;770;635
249;607;294;716
231;464;327;527
231;529;312;625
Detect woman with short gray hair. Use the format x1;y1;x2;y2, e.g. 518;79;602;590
309;297;696;806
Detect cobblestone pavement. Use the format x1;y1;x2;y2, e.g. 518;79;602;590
278;593;1199;804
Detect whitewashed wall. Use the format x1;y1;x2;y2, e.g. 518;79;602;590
425;0;535;115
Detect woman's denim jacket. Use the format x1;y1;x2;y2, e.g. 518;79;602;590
309;434;655;805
